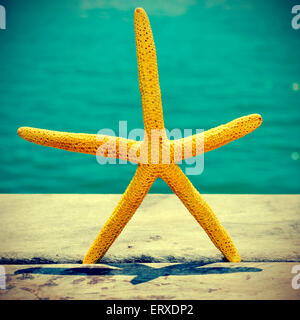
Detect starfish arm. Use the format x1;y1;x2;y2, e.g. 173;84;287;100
17;127;141;163
134;8;165;134
160;164;241;262
83;164;157;264
172;114;262;161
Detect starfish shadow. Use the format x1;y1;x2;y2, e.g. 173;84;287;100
15;262;263;285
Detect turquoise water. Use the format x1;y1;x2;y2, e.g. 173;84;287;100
0;0;300;194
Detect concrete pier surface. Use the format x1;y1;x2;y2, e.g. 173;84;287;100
0;194;299;299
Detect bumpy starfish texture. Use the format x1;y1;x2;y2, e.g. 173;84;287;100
18;8;262;264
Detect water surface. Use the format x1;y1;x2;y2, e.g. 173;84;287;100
0;0;299;193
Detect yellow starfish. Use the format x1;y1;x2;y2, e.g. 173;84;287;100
18;8;262;264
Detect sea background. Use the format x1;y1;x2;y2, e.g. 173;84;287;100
0;0;299;194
